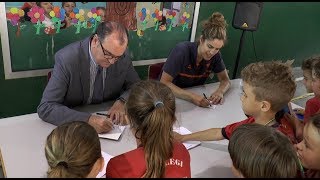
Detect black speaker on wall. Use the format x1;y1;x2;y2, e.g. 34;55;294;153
232;2;263;31
231;2;264;79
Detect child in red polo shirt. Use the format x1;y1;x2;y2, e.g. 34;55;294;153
303;58;320;123
286;56;320;142
106;80;191;178
175;61;297;144
295;114;320;178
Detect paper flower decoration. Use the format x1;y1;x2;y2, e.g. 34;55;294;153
87;7;101;33
151;9;163;31
27;6;46;35
180;12;191;32
49;6;66;33
71;8;86;34
6;7;24;26
6;7;25;37
138;8;150;30
165;10;177;32
137;29;144;37
27;6;45;23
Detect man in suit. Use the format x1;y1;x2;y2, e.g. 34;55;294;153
37;21;140;133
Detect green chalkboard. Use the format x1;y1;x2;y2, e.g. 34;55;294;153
7;22;192;71
5;2;195;72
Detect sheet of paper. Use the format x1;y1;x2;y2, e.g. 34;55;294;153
96;151;114;178
290;102;304;110
173;127;201;150
98;125;126;140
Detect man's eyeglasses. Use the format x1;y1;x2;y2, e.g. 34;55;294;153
97;38;122;60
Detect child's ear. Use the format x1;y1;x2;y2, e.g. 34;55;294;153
200;35;204;44
260;100;271;112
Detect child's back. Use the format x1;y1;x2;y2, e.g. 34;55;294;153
106;80;191;178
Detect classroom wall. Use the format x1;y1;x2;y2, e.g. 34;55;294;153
1;2;320;118
197;2;320;78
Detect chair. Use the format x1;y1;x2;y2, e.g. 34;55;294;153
147;62;165;80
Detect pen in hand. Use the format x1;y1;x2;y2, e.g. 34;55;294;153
96;113;121;131
203;93;212;107
96;112;110;118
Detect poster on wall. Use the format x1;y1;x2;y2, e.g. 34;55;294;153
0;2;198;79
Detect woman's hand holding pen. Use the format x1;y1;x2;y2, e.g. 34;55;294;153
192;93;212;107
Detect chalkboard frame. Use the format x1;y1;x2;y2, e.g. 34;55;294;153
0;2;200;79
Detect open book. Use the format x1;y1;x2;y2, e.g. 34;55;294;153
96;151;114;178
173;127;201;150
98;125;126;140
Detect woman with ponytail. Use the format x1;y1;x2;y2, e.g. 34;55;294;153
160;12;231;107
106;80;191;178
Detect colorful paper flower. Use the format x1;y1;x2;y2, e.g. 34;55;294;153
27;6;45;23
87;7;101;33
165;10;177;31
27;6;46;35
180;12;191;31
49;6;66;33
72;8;86;34
138;8;150;30
6;7;24;26
152;9;163;31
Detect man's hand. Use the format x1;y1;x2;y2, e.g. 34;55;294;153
209;91;224;105
108;100;126;125
192;94;211;107
88;115;113;134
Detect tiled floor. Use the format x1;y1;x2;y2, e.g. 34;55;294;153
0;67;311;178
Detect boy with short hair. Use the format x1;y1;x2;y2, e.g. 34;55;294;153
175;61;297;144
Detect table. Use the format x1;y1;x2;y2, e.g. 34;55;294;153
175;78;246;147
0;79;244;178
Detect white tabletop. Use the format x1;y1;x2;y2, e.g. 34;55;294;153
175;78;246;147
0;79;244;178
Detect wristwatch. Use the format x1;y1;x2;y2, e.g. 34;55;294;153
117;97;126;104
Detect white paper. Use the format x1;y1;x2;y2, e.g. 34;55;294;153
290;102;304;110
96;151;114;178
98;125;126;140
173;127;201;150
208;104;217;109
